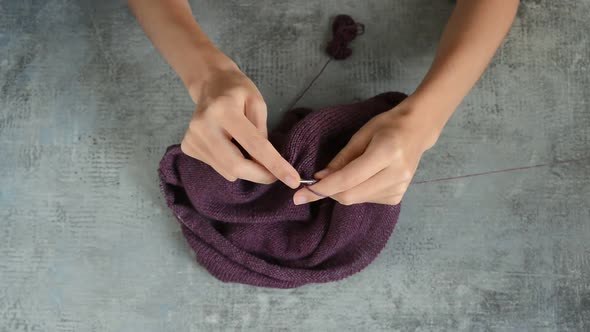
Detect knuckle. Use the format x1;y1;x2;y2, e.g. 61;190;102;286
400;169;413;181
219;171;238;182
209;96;241;114
243;138;286;177
180;141;198;158
339;198;355;206
385;188;398;197
231;82;250;93
329;155;345;169
390;148;404;160
214;166;238;182
225;86;249;99
341;173;361;188
374;130;396;142
183;128;206;148
348;132;361;144
329;153;353;170
250;136;274;157
228;161;244;177
251;96;267;109
382;197;399;205
268;163;287;179
391;194;403;204
397;182;410;194
371;147;393;166
348;133;366;149
179;141;191;155
209;107;231;122
387;181;409;196
337;192;356;206
206;108;224;122
216;93;240;103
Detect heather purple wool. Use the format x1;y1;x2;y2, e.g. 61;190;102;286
158;92;407;288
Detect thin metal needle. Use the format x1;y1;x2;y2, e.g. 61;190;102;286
299;179;317;185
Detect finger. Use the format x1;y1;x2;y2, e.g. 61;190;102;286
181;108;212;161
244;97;268;138
222;112;300;189
181;133;239;181
293;139;388;204
181;121;275;183
371;194;403;206
332;170;410;205
180;136;206;161
181;130;236;180
209;132;276;184
314;130;371;179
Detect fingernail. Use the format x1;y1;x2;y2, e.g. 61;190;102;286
314;168;331;179
293;194;308;205
285;175;299;189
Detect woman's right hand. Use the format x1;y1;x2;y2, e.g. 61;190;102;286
180;56;301;189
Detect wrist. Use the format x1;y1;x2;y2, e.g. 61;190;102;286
397;93;455;150
181;44;240;104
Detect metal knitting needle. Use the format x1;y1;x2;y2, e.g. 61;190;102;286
299;179;317;185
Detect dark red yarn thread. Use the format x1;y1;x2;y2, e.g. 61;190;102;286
326;14;365;60
286;15;365;110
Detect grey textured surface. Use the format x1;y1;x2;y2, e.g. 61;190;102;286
1;0;589;331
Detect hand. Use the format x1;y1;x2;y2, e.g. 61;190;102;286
180;58;300;189
293;97;445;205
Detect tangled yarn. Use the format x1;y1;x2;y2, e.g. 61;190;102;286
326;14;365;60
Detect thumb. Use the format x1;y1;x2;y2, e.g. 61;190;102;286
245;97;268;138
315;130;372;179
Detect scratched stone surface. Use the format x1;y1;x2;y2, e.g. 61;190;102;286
1;0;589;331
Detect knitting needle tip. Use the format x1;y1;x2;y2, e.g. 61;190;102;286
299;179;317;185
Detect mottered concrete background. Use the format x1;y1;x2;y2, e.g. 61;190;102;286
1;0;589;331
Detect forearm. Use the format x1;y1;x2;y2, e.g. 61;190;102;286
410;0;519;133
128;0;235;102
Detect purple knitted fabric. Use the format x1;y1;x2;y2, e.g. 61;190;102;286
158;91;407;288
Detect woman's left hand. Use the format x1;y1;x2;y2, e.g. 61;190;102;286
293;96;447;206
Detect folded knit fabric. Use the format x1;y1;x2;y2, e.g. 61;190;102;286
158;91;407;288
